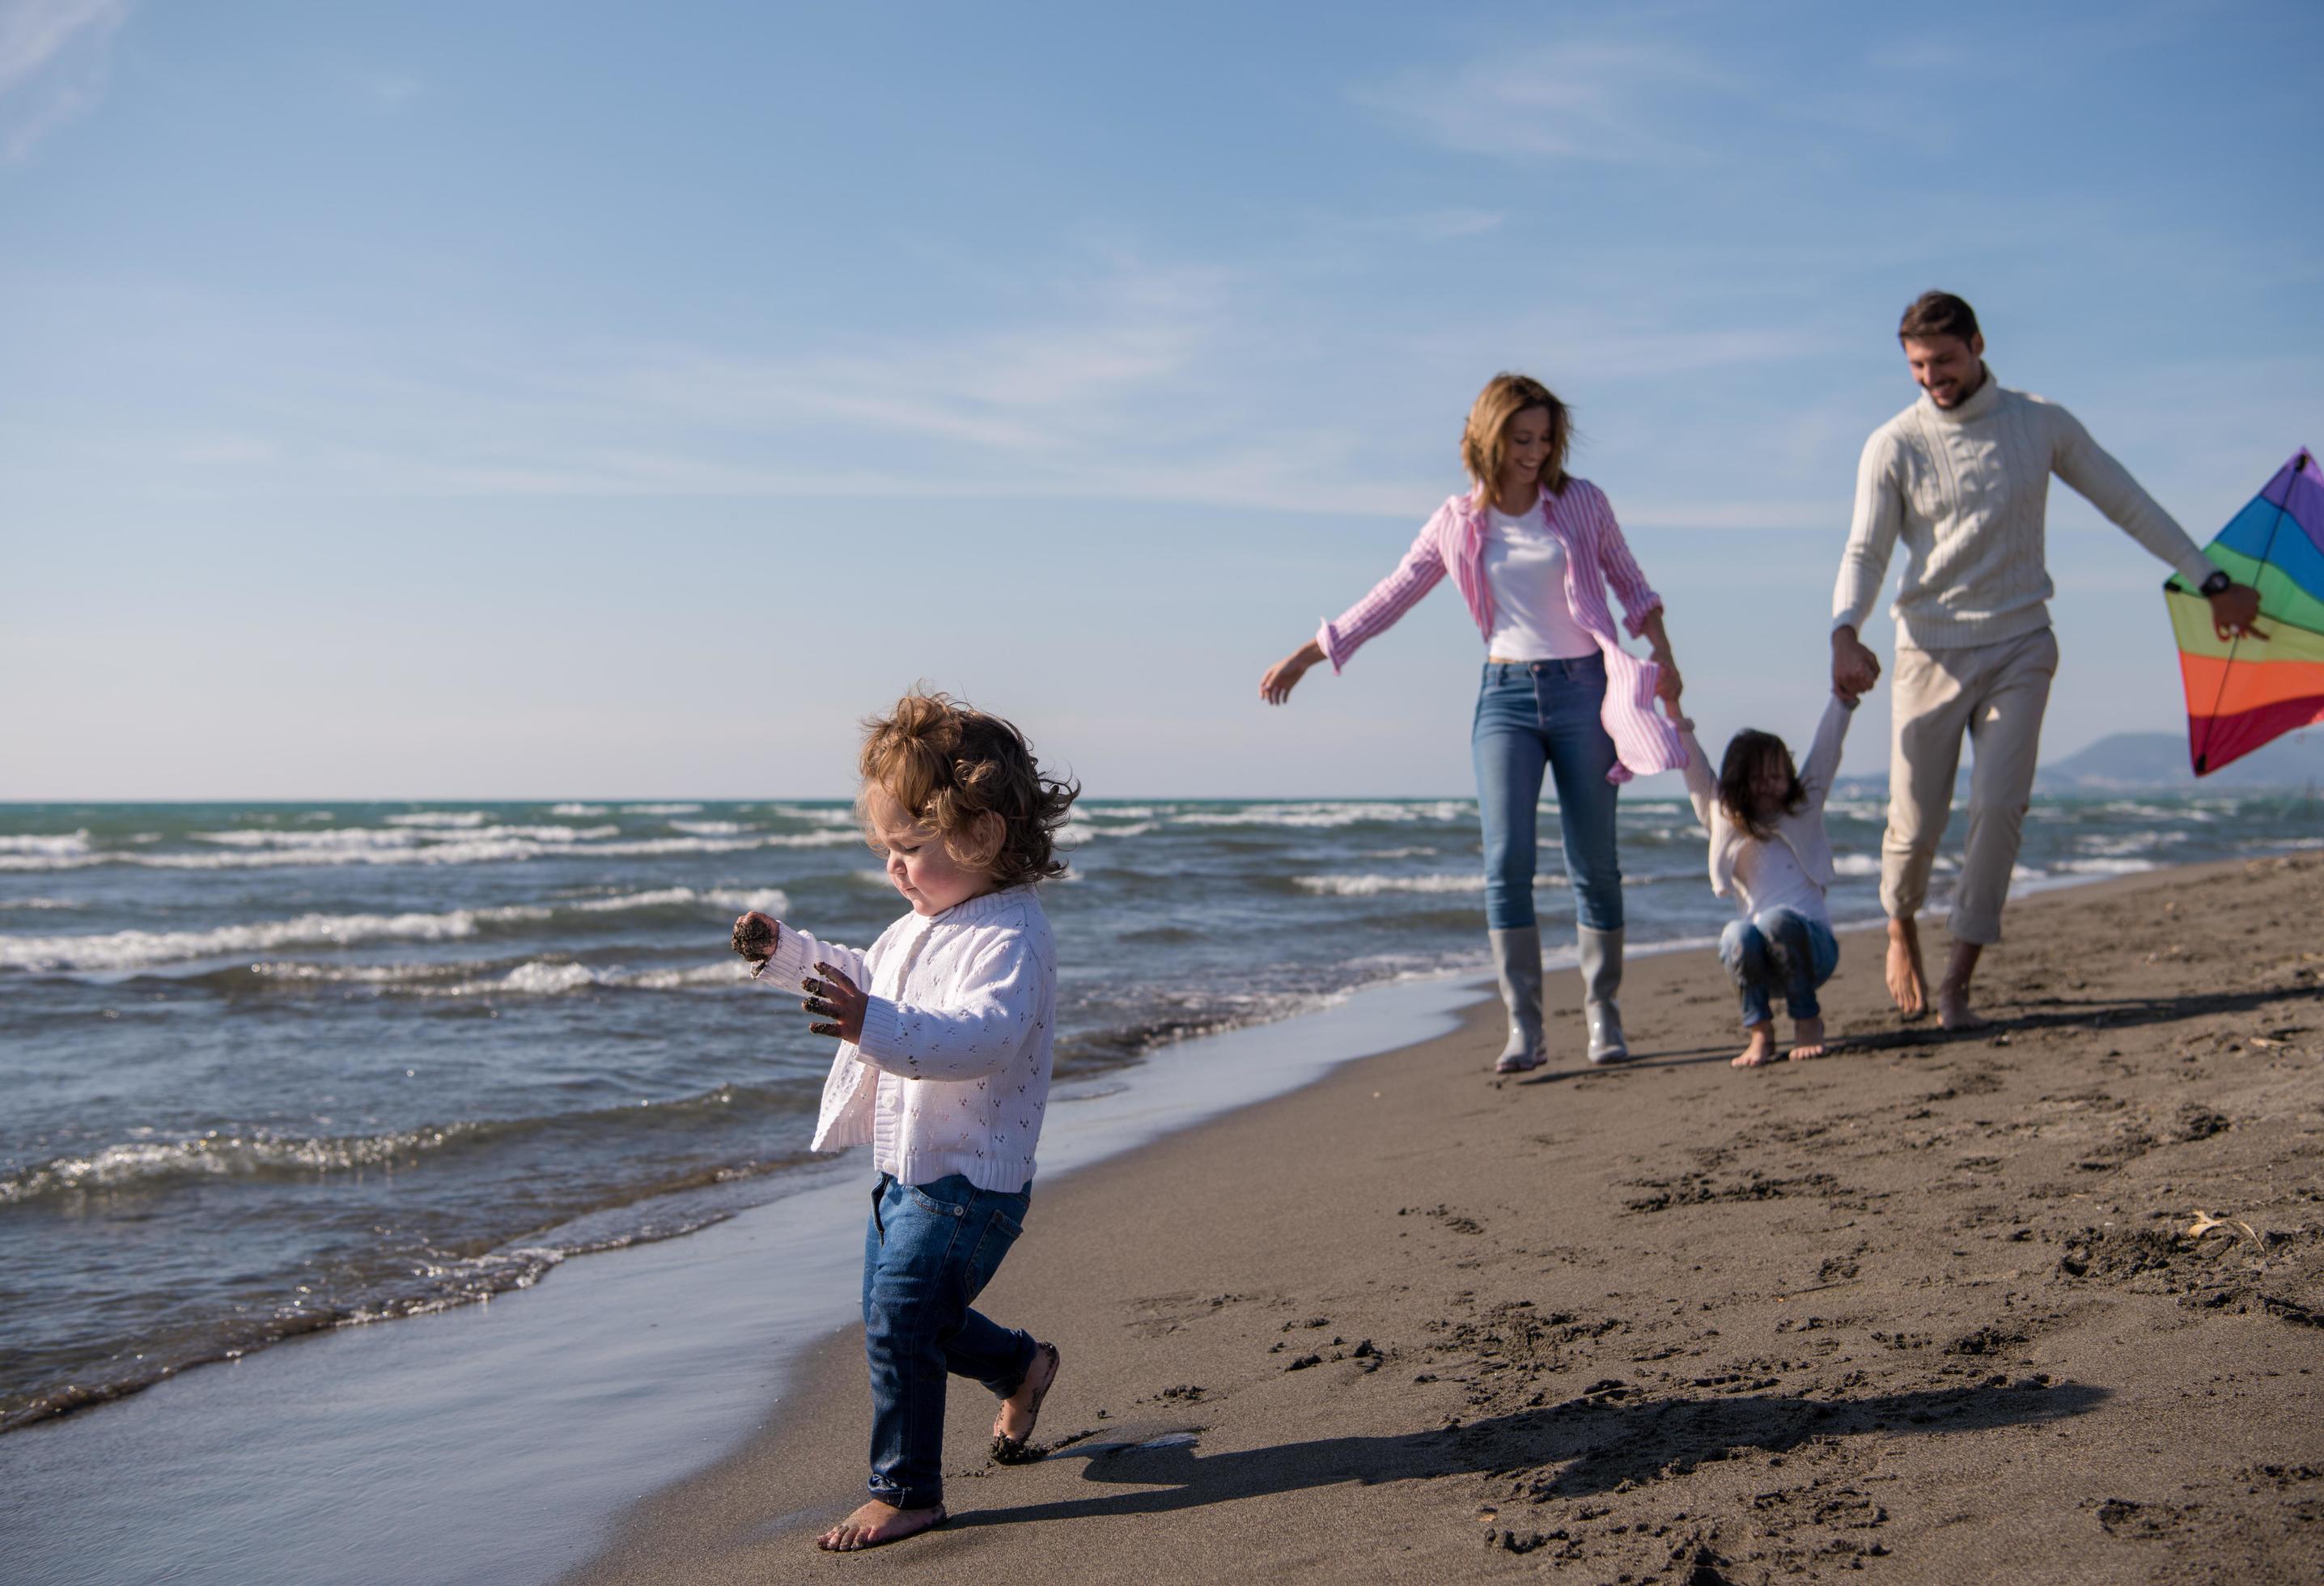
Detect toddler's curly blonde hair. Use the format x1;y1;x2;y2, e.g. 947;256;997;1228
857;689;1078;887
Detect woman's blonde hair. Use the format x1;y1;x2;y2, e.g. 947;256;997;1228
857;688;1079;888
1461;373;1572;502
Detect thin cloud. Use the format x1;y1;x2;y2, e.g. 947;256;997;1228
1326;207;1508;241
0;0;127;161
579;257;1230;459
1354;40;1734;164
363;72;425;108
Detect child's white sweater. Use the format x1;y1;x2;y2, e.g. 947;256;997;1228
1677;697;1855;926
764;885;1055;1194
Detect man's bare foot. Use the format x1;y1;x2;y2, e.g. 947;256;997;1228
815;1499;946;1551
1788;1016;1827;1061
1936;979;1988;1031
1732;1024;1778;1069
991;1341;1058;1463
1885;918;1929;1018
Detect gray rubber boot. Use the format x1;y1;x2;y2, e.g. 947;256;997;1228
1488;926;1546;1073
1579;924;1631;1064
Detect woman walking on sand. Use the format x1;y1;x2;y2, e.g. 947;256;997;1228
1259;373;1686;1072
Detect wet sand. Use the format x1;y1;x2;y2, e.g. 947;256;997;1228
575;854;2324;1584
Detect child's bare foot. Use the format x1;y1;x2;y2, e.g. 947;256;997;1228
1788;1016;1827;1060
1731;1023;1779;1069
991;1341;1059;1464
1885;918;1928;1017
815;1499;946;1551
1935;978;1987;1031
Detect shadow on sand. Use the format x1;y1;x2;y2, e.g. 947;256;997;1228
947;1379;2106;1529
1830;982;2324;1058
1514;981;2324;1082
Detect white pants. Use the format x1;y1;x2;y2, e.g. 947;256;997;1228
1881;626;2058;947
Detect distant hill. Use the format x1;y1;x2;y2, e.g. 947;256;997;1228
1834;727;2324;797
2035;729;2324;792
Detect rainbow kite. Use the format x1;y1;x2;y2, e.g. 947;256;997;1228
2164;448;2324;775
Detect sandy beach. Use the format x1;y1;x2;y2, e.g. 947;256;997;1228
573;853;2324;1584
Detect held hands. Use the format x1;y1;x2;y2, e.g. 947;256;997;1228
1652;654;1683;715
1831;627;1881;702
802;963;867;1044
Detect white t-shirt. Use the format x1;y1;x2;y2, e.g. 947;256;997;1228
1482;506;1597;660
1730;833;1831;926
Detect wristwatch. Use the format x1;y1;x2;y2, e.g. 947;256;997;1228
2199;569;2233;596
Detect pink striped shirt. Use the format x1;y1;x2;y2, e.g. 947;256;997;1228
1316;480;1684;783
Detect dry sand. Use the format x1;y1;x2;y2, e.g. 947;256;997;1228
575;855;2324;1584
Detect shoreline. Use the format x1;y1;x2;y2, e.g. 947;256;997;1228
574;854;2324;1584
0;958;1489;1585
0;914;1833;1442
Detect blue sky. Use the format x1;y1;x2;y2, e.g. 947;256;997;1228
5;0;2320;799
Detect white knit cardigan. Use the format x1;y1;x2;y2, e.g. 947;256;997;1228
764;885;1055;1194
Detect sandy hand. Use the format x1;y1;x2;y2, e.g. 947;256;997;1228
731;912;778;977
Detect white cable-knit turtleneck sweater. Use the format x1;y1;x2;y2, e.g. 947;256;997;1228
765;885;1055;1194
1832;369;2216;651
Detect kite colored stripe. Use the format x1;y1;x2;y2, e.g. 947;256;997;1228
2212;494;2324;596
2177;651;2324;716
2258;449;2324;546
2165;587;2324;664
2190;693;2324;775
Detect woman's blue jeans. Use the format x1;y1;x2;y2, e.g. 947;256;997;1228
861;1173;1035;1512
1471;655;1623;932
1718;908;1840;1028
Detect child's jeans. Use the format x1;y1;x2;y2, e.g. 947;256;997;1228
1719;908;1839;1028
862;1172;1037;1512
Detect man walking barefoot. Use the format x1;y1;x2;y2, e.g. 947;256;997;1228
1831;291;2261;1028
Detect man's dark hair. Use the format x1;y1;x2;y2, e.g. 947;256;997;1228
1898;290;1980;345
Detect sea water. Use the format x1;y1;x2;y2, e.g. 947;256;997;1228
3;792;2317;1434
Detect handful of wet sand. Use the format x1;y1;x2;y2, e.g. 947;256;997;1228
731;914;777;977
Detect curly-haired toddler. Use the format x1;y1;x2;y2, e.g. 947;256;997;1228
732;688;1077;1551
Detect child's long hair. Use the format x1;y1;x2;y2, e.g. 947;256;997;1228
1716;729;1805;842
857;689;1079;888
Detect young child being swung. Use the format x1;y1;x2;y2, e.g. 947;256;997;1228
732;689;1077;1552
1672;690;1859;1068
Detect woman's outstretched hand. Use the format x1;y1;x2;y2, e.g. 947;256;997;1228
1261;640;1325;706
1652;656;1683;710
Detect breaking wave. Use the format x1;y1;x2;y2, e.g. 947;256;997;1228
0;888;789;973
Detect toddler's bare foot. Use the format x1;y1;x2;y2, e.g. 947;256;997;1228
815;1499;945;1551
1936;979;1987;1031
991;1341;1059;1464
1885;918;1928;1018
1788;1016;1827;1061
1731;1024;1778;1069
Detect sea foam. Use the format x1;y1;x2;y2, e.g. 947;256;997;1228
0;887;791;973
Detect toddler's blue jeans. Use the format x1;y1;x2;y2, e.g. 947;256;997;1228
861;1172;1036;1512
1719;908;1839;1028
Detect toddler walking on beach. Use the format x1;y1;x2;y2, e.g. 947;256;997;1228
731;690;1077;1551
1673;692;1858;1068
